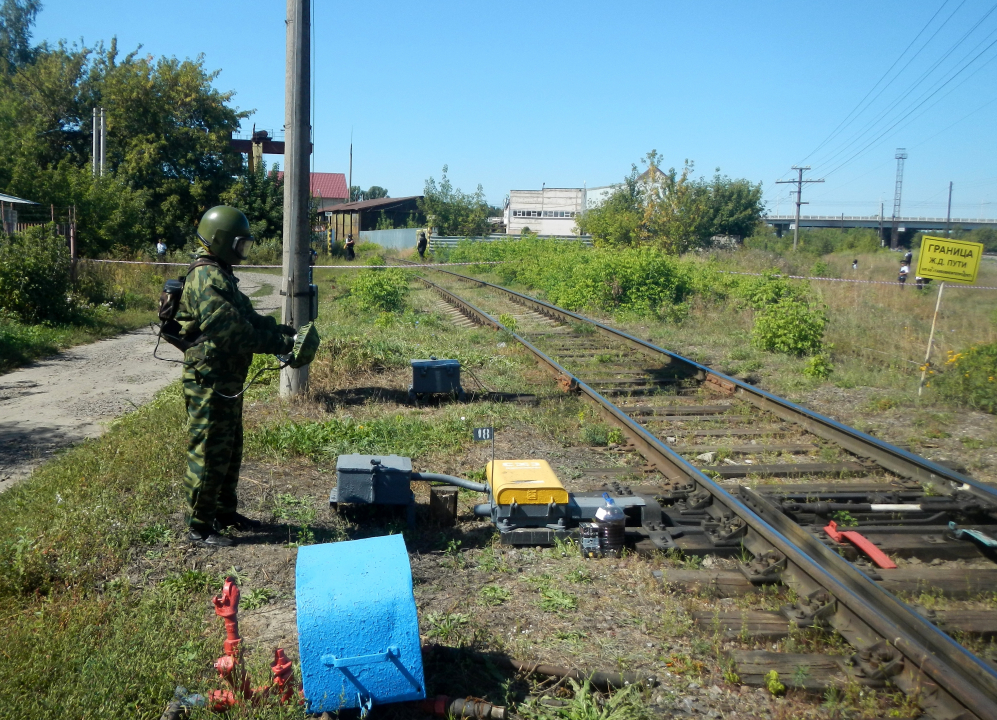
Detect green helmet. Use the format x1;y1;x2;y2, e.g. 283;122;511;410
196;206;253;265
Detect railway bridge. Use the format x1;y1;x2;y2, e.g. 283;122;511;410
766;214;997;243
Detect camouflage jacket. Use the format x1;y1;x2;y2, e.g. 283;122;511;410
177;252;293;380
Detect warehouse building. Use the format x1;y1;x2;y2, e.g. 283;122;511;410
326;196;424;243
505;188;584;236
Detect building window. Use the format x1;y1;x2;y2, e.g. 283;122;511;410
513;210;576;218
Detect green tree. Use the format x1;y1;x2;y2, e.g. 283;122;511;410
220;160;283;240
349;185;389;202
577;151;763;253
641;153;710;253
702;170;764;239
0;8;245;255
0;0;40;72
419;165;490;237
576;166;644;247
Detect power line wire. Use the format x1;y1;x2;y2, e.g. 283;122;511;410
820;35;997;178
797;0;959;167
809;2;997;172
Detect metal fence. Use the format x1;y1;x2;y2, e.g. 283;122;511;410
429;234;593;249
358;228;420;249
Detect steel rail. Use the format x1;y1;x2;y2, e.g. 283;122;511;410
414;271;997;720
417;265;997;507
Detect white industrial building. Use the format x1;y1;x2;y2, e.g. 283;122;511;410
504;184;630;235
505;188;584;236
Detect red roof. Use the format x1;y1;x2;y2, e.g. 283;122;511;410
276;172;348;199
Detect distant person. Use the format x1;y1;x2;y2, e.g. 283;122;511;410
904;250;913;265
852;258;858;270
899;264;909;287
344;233;356;261
156;240;167;258
416;230;428;259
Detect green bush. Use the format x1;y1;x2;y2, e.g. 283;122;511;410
349;268;409;312
752;298;828;356
450;237;690;318
932;344;997;413
803;352;834;379
0;228;73;322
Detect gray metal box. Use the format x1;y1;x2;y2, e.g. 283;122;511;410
410;358;462;395
333;454;412;505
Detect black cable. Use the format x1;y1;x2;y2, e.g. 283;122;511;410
151;322;289;399
212;360;287;400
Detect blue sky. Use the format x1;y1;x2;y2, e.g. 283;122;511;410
33;0;997;218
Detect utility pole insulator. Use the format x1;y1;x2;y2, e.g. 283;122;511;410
280;0;312;397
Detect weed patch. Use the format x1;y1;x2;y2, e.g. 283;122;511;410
247;413;468;460
349;268;410;312
479;585;512;606
932;344;997;413
518;678;651;720
752;297;828;357
538;587;578;613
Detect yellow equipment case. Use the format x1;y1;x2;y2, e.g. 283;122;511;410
486;460;568;506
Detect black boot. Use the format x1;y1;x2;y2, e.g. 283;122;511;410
215;512;263;532
189;528;235;547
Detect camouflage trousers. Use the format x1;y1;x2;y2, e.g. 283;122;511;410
182;372;245;533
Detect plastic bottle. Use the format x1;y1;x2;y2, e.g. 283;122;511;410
594;493;625;557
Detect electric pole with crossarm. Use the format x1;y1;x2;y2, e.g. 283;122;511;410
776;166;824;251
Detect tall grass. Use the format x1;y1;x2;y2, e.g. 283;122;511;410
0;260;163;371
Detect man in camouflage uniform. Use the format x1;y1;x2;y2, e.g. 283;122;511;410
176;206;297;547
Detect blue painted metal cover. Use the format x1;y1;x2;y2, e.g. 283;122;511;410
296;535;425;712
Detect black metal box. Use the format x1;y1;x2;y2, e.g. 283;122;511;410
409;358;464;397
332;454;413;506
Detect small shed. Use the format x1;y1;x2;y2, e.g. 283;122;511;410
0;192;38;235
327;196;424;243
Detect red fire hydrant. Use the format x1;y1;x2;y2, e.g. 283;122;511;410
208;576;300;712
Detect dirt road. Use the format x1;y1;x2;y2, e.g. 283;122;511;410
0;271;280;487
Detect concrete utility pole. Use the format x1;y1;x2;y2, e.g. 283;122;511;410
879;201;885;246
946;181;953;236
91;108;98;177
280;0;311;397
99;108;106;177
890;148;908;250
775;166;823;251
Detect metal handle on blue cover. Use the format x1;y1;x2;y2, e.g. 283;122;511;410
322;645;400;668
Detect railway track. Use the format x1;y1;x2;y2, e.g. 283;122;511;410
406;263;997;720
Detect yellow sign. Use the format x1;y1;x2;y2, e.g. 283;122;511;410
915;236;984;284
